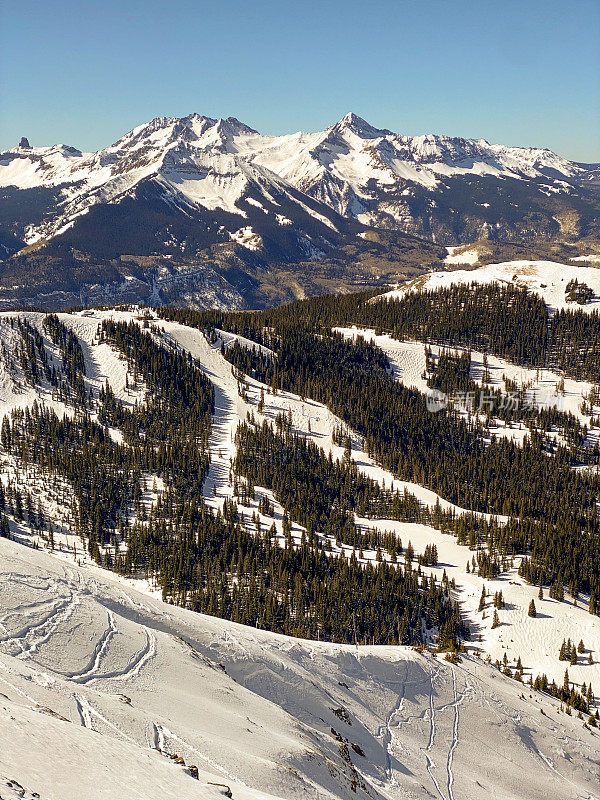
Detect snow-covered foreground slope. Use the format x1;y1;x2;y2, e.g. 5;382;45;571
381;260;600;314
1;536;599;800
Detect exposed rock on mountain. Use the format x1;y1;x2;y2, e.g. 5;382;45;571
0;113;597;309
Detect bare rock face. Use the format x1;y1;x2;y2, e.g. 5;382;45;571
18;137;31;149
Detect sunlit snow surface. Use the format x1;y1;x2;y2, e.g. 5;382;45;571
0;114;586;244
380;259;600;314
1;537;599;800
0;308;599;798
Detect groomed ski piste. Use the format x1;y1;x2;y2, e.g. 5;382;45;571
333;328;600;448
0;289;599;798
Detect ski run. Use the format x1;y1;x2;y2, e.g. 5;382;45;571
0;279;598;798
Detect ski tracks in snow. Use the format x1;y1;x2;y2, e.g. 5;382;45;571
69;616;156;685
424;663;445;800
379;672;406;784
447;666;461;800
152;722;243;786
68;610;117;683
75;693;138;745
1;571;156;686
374;657;464;799
0;587;81;658
419;662;464;800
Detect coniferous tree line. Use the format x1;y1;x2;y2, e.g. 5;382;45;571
43;314;88;404
351;283;548;366
427;349;473;394
225;327;598;528
549;309;600;383
158;297;600;609
0;316;466;647
16;318;53;387
233;419;600;607
426;348;592;451
531;671;592;714
159;283;547;365
160;281;600;384
235;418;423;548
121;494;463;646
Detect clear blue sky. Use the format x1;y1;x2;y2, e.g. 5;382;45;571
1;0;599;161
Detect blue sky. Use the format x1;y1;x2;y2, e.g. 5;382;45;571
1;0;599;160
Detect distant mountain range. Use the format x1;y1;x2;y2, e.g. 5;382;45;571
1;113;598;309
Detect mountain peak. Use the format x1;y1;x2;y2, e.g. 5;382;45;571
333;112;389;138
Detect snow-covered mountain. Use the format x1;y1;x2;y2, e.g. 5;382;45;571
0;114;354;250
1;112;595;245
0;113;598;309
246;111;587;218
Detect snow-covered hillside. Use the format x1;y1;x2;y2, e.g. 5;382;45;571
335;326;600;435
0;311;598;697
1;536;599;800
0;308;599;798
380;259;600;314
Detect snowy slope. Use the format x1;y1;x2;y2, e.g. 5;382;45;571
335;326;600;436
0;309;147;418
380;259;600;314
154;320;488;520
1;536;599;800
149;318;600;699
0;309;599;800
0;144;87;190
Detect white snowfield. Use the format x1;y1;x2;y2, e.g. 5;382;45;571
380;259;600;314
444;248;480;266
1;537;599;800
